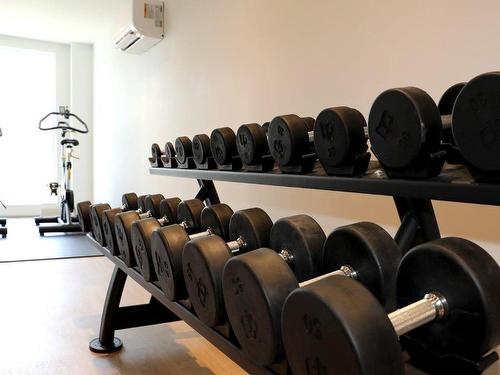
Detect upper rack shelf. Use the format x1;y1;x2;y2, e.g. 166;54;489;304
150;161;500;207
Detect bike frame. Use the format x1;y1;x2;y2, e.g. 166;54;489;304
60;129;74;224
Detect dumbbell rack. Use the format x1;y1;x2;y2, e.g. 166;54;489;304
88;160;500;375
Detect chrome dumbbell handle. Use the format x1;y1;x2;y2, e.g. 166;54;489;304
307;131;314;143
189;227;214;240
389;292;447;337
277;248;358;287
138;211;152;219
299;265;357;287
227;236;247;253
158;216;171;226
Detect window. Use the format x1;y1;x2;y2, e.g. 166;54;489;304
0;45;58;207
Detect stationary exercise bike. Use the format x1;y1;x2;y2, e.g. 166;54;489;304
34;106;89;236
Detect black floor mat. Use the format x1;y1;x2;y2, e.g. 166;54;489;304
0;218;102;262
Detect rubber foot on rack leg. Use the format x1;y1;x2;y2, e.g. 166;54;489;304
89;337;123;353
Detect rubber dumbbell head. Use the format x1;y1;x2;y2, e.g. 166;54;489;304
90;203;112;245
452;72;500;175
175;136;193;165
182;208;273;327
76;201;92;233
192;134;212;165
210;127;238;166
369;87;443;172
314;107;368;169
236;123;270;165
268;115;315;166
151;143;162;160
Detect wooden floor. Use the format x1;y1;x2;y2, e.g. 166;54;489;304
0;257;247;375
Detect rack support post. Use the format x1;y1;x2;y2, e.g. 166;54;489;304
393;197;441;254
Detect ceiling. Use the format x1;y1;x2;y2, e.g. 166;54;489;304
0;0;127;44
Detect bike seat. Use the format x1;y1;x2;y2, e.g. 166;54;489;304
61;139;79;147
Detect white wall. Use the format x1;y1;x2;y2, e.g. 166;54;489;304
91;0;500;264
70;43;94;203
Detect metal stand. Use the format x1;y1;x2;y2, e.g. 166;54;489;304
38;223;82;236
393;197;440;253
0;218;6;226
35;216;79;225
88;162;499;374
36;212;82;235
89;266;179;353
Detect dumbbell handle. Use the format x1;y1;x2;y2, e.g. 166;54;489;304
227;236;247;253
188;227;214;240
279;249;357;287
292;255;448;337
298;265;357;287
158;216;170;226
441;114;452;130
138;211;152;219
389;292;447;336
307;131;314;143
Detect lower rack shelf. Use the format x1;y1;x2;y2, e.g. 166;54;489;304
87;234;496;375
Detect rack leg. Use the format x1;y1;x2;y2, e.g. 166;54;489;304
393;197;441;254
196;179;221;205
89;266;126;353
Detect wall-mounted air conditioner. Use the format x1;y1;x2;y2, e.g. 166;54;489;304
115;0;164;54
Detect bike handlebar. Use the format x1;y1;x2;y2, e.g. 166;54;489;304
39;110;89;134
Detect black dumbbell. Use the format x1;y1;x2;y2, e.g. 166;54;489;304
210;127;243;170
236;123;275;171
150;202;235;301
174;136;197;168
150;143;163;167
282;237;500;375
150;142;177;167
223;221;400;366
155;141;177;168
267;115;317;173
100;194;164;254
182;208;273;327
77;193;141;245
313;107;371;175
115;198;204;267
191;134;216;168
130;198;183;281
452;72;500;180
76;201;93;233
368;83;465;178
438;83;466;146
